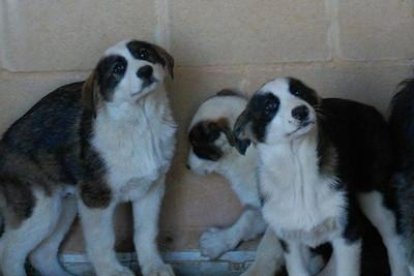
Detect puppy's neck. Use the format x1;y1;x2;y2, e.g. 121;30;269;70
259;126;322;186
99;86;167;123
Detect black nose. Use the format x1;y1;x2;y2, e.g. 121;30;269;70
292;105;309;121
186;164;191;170
137;65;153;79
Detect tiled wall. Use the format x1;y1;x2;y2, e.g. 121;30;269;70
0;0;413;253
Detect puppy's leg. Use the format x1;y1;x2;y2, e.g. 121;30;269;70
30;194;77;276
241;227;284;276
332;237;361;276
358;191;410;276
133;176;174;276
283;240;310;276
78;200;133;276
200;206;266;259
0;190;61;276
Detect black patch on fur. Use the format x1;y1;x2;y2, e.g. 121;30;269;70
317;98;394;244
288;78;320;107
79;111;112;209
280;239;289;253
189;118;234;161
127;40;166;65
0;172;36;225
2;82;84;185
95;55;127;102
390;79;414;172
241;93;280;142
0;82;85;225
342;192;362;243
127;40;174;78
319;98;393;193
389;79;414;264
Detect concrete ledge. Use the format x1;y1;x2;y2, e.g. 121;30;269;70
53;251;256;276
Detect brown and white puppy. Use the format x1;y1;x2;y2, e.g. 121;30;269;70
0;40;176;276
187;91;274;263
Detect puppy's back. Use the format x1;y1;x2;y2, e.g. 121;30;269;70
388;79;414;266
389;79;414;172
1;81;85;184
320;98;393;190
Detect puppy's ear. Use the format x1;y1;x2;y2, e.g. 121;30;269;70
154;45;174;79
82;72;98;117
215;118;236;147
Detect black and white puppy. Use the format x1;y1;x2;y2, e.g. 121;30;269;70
187;90;326;276
186;90;284;275
389;78;414;275
234;77;409;276
0;40;176;276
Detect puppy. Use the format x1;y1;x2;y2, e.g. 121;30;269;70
187;90;324;276
389;78;414;275
234;77;409;276
0;40;176;276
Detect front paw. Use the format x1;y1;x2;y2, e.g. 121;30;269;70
200;227;236;259
144;264;175;276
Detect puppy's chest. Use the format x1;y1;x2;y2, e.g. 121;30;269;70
260;153;346;246
92;111;176;196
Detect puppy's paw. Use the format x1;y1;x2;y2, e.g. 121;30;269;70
145;264;175;276
200;227;236;259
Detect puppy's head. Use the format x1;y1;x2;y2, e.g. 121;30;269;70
187;91;249;175
234;77;320;153
82;40;174;114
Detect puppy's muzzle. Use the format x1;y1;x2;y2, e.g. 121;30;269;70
233;110;252;155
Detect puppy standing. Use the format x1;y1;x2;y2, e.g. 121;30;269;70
234;77;409;276
0;40;176;276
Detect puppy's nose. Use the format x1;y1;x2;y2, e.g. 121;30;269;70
292;105;309;121
186;164;191;170
137;65;153;79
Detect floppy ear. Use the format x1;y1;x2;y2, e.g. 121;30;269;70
81;72;98;117
154;45;174;79
215;118;236;147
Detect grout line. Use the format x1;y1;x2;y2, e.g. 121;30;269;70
1;60;413;76
154;0;171;50
325;0;340;62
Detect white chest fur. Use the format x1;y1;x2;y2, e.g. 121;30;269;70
258;136;346;247
92;90;176;202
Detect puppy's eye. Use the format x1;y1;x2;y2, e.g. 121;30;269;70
112;62;126;75
292;90;301;96
139;48;150;60
265;99;278;114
